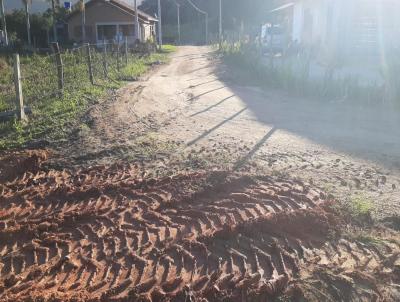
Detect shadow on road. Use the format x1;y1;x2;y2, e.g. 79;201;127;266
187;86;227;102
216;66;400;169
190;95;235;117
187;107;247;147
188;79;219;88
233;127;277;171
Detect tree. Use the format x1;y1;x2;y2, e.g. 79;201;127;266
6;9;52;48
0;0;8;46
21;0;32;46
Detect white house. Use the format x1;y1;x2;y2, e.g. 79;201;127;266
270;0;400;58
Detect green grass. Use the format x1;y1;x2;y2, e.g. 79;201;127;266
161;44;178;53
0;57;14;112
0;47;175;150
349;194;375;217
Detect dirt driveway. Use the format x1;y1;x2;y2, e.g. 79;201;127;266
55;46;400;219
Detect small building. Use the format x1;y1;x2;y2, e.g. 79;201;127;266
66;0;158;45
268;0;400;58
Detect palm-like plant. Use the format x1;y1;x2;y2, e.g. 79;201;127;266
22;0;32;46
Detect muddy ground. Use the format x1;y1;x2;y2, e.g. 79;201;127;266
1;46;400;301
0;154;400;301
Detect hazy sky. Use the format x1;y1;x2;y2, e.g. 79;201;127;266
4;0;143;13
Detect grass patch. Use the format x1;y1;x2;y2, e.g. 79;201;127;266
0;49;174;150
349;194;375;217
131;132;180;159
0;57;14;112
161;44;178;53
355;234;385;246
331;194;375;226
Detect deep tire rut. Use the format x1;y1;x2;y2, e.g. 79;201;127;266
0;163;399;301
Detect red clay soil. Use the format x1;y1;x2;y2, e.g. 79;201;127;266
0;150;48;183
0;160;399;301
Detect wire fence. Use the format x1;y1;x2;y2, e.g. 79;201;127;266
0;57;15;112
0;41;156;119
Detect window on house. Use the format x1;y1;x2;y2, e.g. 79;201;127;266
97;25;117;41
120;24;135;37
73;25;93;39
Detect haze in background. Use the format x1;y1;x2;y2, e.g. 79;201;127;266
3;0;143;13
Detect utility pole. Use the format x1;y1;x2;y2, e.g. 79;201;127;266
134;0;139;42
187;0;208;44
0;0;8;46
177;4;181;44
205;12;208;44
24;0;32;47
80;0;86;43
157;0;162;48
219;0;222;45
51;0;58;42
172;0;180;45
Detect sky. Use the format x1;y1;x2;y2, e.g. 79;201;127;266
3;0;143;13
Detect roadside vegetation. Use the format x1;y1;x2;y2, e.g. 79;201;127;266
219;41;400;105
0;45;176;150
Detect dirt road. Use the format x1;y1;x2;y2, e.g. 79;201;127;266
56;46;400;219
1;46;400;301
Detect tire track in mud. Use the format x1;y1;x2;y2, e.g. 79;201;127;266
0;163;399;301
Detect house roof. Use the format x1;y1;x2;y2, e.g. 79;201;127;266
67;0;158;23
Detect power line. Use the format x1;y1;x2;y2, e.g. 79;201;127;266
186;0;206;15
171;0;181;45
157;0;162;47
186;0;208;44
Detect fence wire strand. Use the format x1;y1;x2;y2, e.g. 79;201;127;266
1;42;156;119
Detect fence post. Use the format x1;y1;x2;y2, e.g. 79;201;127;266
13;54;26;121
103;40;108;78
51;42;64;96
116;42;120;71
85;43;94;85
125;37;128;66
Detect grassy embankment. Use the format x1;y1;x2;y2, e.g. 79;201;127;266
0;45;176;150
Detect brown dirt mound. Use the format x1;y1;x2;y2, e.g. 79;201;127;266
0;165;399;301
0;150;49;183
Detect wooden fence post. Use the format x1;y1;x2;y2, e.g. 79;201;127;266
116;42;120;71
103;40;108;78
125;37;128;66
51;42;64;96
13;54;26;121
86;43;94;85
